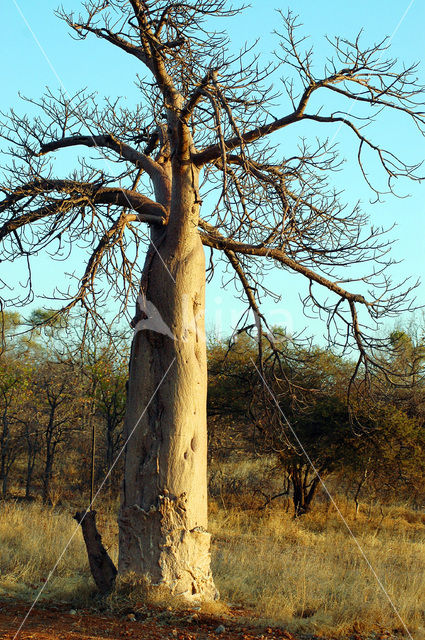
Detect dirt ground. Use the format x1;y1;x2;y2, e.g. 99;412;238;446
0;600;405;640
0;601;307;640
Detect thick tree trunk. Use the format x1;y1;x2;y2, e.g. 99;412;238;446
118;198;217;601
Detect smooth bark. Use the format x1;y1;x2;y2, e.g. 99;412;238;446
118;162;217;601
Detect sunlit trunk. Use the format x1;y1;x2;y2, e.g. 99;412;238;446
118;164;217;601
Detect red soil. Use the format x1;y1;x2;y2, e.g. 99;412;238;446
0;601;299;640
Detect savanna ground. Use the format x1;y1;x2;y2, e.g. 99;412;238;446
1;458;425;640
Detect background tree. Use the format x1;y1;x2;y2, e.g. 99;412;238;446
15;360;42;500
0;312;29;496
0;357;26;497
209;336;355;515
93;353;126;492
35;360;81;503
208;330;425;516
0;1;424;599
207;333;258;457
54;322;129;500
20;409;41;500
0;310;129;501
76;339;127;496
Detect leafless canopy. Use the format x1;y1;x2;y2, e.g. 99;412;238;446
0;1;424;372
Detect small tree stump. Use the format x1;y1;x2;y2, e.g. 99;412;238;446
74;509;117;595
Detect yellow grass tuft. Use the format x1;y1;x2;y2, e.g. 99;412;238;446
0;501;93;602
1;495;425;637
210;502;425;636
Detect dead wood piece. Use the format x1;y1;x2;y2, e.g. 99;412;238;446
74;509;117;595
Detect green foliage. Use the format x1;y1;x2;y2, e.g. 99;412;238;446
1;311;21;333
207;325;425;514
28;308;68;329
0;311;128;501
0;315;424;509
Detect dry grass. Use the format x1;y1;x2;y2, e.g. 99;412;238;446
1;483;425;637
210;501;425;637
0;501;95;603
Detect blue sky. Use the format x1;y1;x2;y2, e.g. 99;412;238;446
1;0;424;343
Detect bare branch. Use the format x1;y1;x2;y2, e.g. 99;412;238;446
199;219;368;306
38;134;162;179
0;179;166;242
193;110;303;166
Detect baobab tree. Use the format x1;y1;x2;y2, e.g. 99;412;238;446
0;1;424;600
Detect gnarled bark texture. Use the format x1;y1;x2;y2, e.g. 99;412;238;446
118;163;217;602
1;0;424;614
